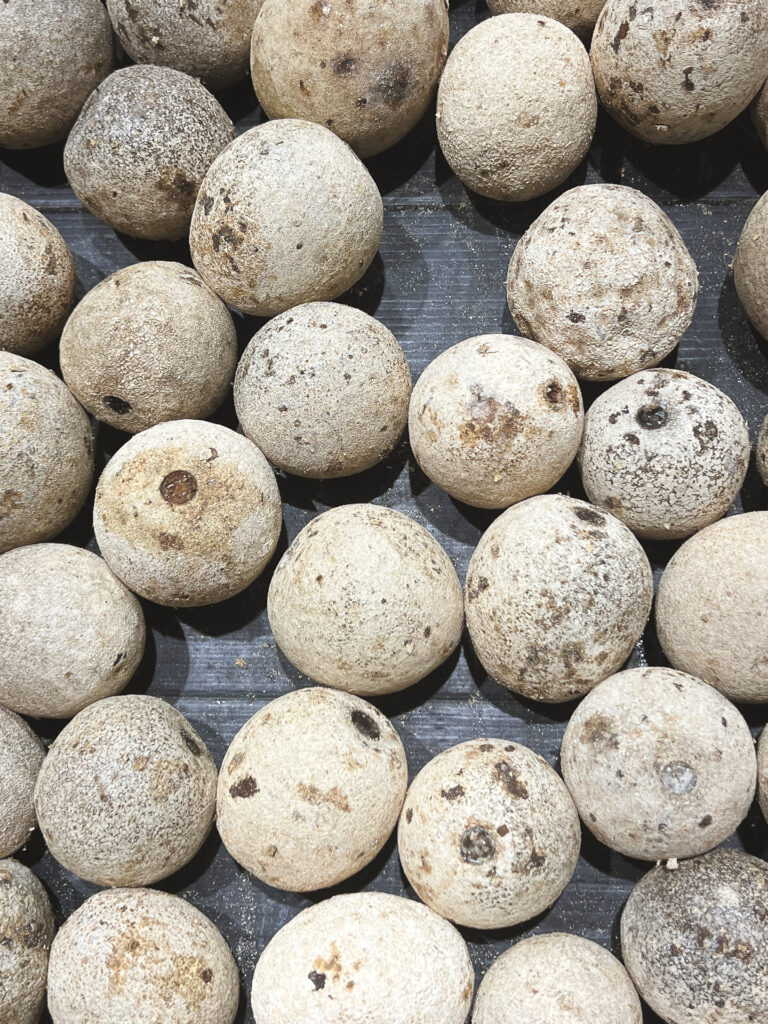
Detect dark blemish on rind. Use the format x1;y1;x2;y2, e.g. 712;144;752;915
722;717;728;728
567;310;586;323
112;652;125;667
624;432;640;445
575;507;606;526
160;470;198;505
405;808;413;823
460;826;496;864
611;21;630;52
496;761;529;799
229;776;259;799
350;710;380;741
441;785;465;801
582;713;619;749
201;195;214;216
103;395;132;415
424;626;431;638
636;404;668;429
660;761;697;795
181;730;201;756
308;971;326;990
682;66;695;91
333;55;358;76
372;61;412;107
497;824;509;836
201;968;213;983
528;848;546;869
699;815;713;828
544;381;564;404
479;743;494;751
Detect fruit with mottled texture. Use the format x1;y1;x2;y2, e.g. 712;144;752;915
0;709;45;858
734;191;768;341
0;858;55;1024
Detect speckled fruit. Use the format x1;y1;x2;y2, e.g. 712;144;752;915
655;511;768;703
436;14;596;201
562;667;756;861
234;302;411;479
734;191;768;341
752;81;768;149
61;262;237;433
268;504;463;695
251;891;474;1024
621;850;768;1024
64;66;234;241
217;688;407;891
0;544;145;718
250;0;449;158
35;695;216;887
465;494;653;702
0;708;45;858
487;0;605;37
507;184;698;381
591;0;768;145
93;419;281;607
106;0;261;90
0;0;113;149
0;859;55;1024
0;193;76;358
578;369;749;539
190;119;383;317
399;739;580;929
758;728;768;822
47;887;238;1024
757;413;768;486
409;334;583;509
0;353;94;555
473;933;642;1024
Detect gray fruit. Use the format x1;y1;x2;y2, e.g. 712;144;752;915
507;184;698;381
734;191;768;341
561;667;756;861
35;694;217;887
465;494;653;702
0;353;94;555
0;193;76;357
267;504;463;695
436;14;596;201
398;739;580;929
621;849;768;1024
251;891;474;1024
60;261;237;434
0;0;113;149
0;859;55;1024
578;369;749;538
487;0;605;37
752;82;768;150
0;544;145;718
47;887;238;1024
655;511;768;703
190;119;383;317
758;727;768;822
0;709;45;858
234;302;411;478
757;413;768;486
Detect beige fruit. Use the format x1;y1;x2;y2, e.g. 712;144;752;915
757;413;768;485
758;727;768;822
734;191;768;341
0;708;45;858
0;859;55;1024
487;0;605;37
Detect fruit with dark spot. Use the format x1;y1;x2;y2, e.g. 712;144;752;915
398;739;579;928
0;858;55;1024
734;191;768;342
562;667;756;860
216;688;407;891
250;0;449;157
35;695;216;887
487;0;606;36
0;709;45;859
409;334;583;509
64;66;234;240
621;849;768;1023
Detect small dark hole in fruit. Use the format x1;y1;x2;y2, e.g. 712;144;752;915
636;403;668;429
103;395;132;415
181;730;201;756
308;971;326;990
459;825;496;864
545;381;563;404
351;710;380;741
160;470;198;505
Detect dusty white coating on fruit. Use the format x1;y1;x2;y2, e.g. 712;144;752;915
472;932;642;1024
0;193;76;357
94;419;281;607
578;369;749;538
0;353;94;555
621;849;768;1024
251;891;474;1024
268;504;463;695
0;858;54;1024
436;14;596;202
64;66;234;241
61;261;237;434
190;119;383;317
35;695;216;887
507;184;698;381
0;0;113;149
0;709;45;858
561;667;756;861
0;544;145;719
217;687;407;891
757;413;768;486
591;0;768;145
465;494;652;702
487;0;605;37
656;511;768;703
250;0;449;158
734;190;768;341
106;0;261;90
758;727;768;822
47;887;238;1024
235;302;411;478
398;739;580;929
409;334;583;509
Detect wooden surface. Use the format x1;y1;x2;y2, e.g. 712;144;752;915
3;2;768;1021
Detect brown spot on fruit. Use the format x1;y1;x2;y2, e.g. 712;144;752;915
496;760;529;798
160;470;198;505
441;785;465;801
229;776;259;799
460;825;496;864
308;970;326;990
350;710;380;741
